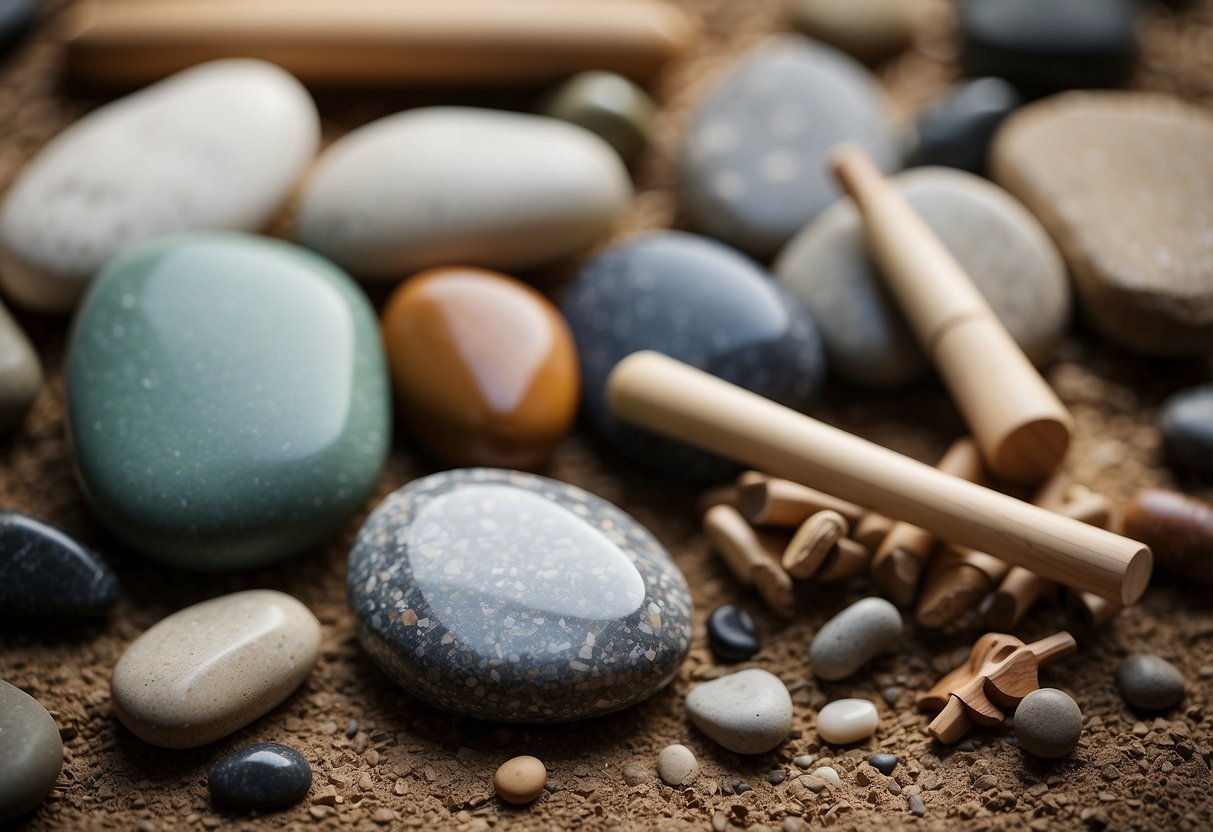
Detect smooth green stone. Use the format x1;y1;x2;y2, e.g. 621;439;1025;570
542;71;656;164
66;232;390;570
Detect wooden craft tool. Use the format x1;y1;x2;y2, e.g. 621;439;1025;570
703;504;796;618
781;510;870;581
853;511;895;551
871;437;985;605
831;145;1072;484
607;352;1151;604
63;0;695;87
738;476;865;527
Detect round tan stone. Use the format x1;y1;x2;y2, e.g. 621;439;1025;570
493;755;547;804
111;590;320;749
382;267;579;470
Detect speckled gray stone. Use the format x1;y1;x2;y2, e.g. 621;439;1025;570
208;742;312;811
1013;688;1083;759
685;668;793;754
0;511;119;617
775;166;1069;388
1117;654;1185;711
347;468;693;723
680;35;897;260
810;597;902;681
0;680;63;823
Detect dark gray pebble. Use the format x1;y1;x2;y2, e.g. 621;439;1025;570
563;230;824;482
767;770;787;785
731;779;753;794
0;511;119;617
868;753;897;776
708;605;760;663
909;794;926;816
208;743;312;811
1159;385;1213;480
1117;654;1185;711
910;78;1021;174
0;0;36;56
961;0;1138;95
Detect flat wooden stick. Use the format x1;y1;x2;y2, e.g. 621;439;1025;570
831;145;1073;484
703;504;796;618
738;477;865;527
608;352;1151;604
62;0;695;87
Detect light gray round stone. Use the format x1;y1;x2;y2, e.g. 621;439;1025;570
1014;688;1083;759
0;680;63;823
685;668;793;754
656;743;700;786
810;597;902;681
680;35;897;260
1117;654;1185;711
775;166;1070;388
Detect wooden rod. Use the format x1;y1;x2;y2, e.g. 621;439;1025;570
738;477;865;527
830;145;1072;484
62;0;695;87
703;505;796;618
607;352;1150;604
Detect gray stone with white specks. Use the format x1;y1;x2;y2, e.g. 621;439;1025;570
347;468;693;723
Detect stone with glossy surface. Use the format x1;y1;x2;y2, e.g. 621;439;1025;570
296;107;631;279
1013;688;1082;758
381;267;579;470
909;78;1021;174
656;744;699;786
208;742;312;810
0;299;42;433
707;604;759;663
868;753;897;776
348;469;692;723
960;0;1138;95
0;59;318;313
542;71;656;164
1123;490;1213;586
563;230;824;481
685;668;793;754
1159;385;1213;479
993;92;1213;356
788;0;921;64
66;232;390;570
810;597;902;681
0;680;62;823
1117;655;1185;711
776;166;1068;388
0;0;36;57
0;511;119;617
680;36;897;259
816;698;878;745
111;589;321;749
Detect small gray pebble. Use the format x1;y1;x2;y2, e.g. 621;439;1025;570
345;719;359;738
809;597;902;681
868;753;897;776
1117;654;1185;711
909;794;926;816
1014;688;1083;759
622;763;648;787
794;754;815;769
731;778;753;794
956;739;975;752
768;769;787;785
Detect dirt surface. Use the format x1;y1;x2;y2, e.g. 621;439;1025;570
3;1;1213;830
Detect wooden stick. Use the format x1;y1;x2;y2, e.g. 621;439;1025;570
607;352;1150;604
815;538;872;582
62;0;695;87
703;505;796;618
738;477;865;527
871;437;985;605
781;510;870;580
831;146;1072;484
853;511;894;551
697;471;769;514
1066;589;1122;631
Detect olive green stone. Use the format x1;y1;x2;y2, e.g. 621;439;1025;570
66;232;390;570
542;71;656;164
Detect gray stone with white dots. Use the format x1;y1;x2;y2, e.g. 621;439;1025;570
347;468;693;723
679;35;897;260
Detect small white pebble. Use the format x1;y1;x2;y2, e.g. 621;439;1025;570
813;766;841;788
817;698;879;745
656;743;699;786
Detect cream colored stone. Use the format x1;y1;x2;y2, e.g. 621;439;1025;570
816;698;878;745
656;743;699;786
111;590;320;748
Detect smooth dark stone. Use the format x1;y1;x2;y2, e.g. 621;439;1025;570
562;230;825;482
960;0;1139;95
0;511;119;617
868;753;898;776
208;742;312;811
707;605;760;663
0;0;36;57
348;468;694;723
1159;385;1213;479
1117;654;1185;711
910;78;1021;174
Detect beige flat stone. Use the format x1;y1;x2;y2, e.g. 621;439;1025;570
111;590;320;749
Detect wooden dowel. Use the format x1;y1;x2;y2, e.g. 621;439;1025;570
1066;589;1122;631
703;505;796;618
781;510;870;581
871;437;985;605
831;145;1072;484
608;352;1150;604
697;471;769;514
738;477;865;527
815;538;871;582
62;0;695;87
853;511;894;551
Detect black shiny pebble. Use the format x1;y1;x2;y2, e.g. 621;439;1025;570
0;511;119;617
869;753;898;776
1159;384;1213;480
960;0;1139;96
707;604;760;663
0;0;36;57
208;743;312;811
910;78;1021;174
